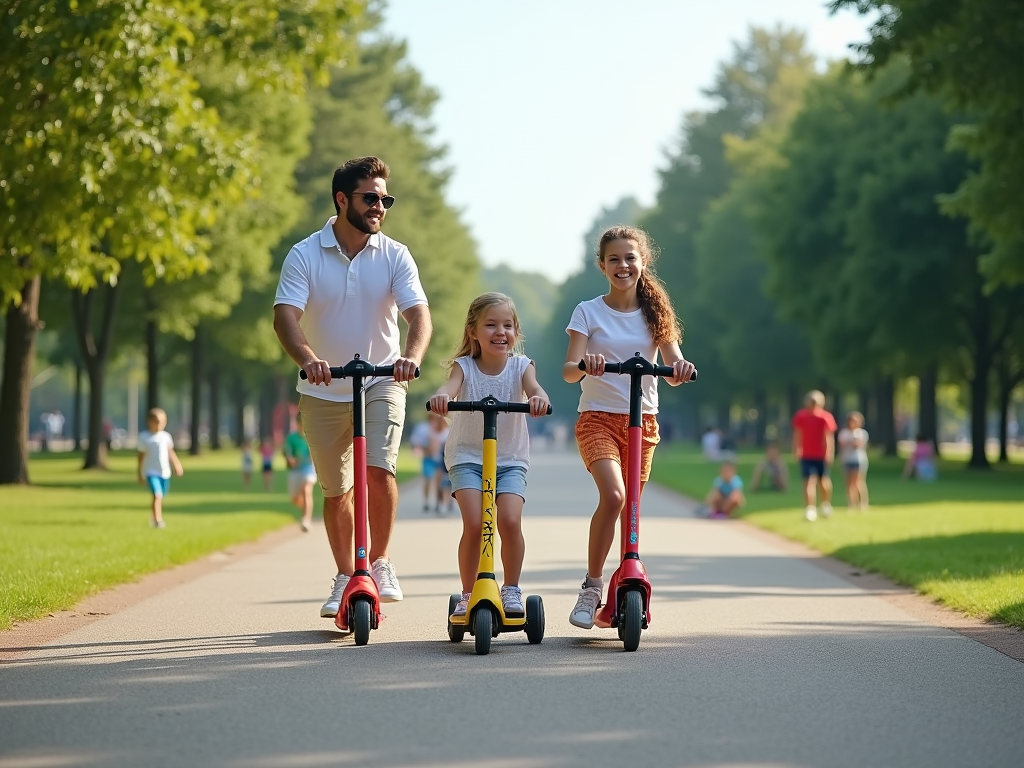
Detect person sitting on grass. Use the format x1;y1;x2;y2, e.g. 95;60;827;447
137;408;184;529
705;460;745;519
903;433;938;482
750;441;788;492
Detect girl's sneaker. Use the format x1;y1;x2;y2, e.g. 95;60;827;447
451;591;471;618
569;582;603;629
500;585;525;617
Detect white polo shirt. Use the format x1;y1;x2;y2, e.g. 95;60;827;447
274;218;428;402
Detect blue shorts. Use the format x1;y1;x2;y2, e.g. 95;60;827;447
146;475;170;498
422;457;439;479
448;463;527;500
799;459;829;479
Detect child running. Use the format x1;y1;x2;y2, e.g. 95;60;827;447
428;292;550;620
563;225;696;629
137;408;184;528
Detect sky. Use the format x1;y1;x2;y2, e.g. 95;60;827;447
381;0;875;283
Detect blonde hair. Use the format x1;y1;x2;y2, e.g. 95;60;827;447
805;390;825;409
597;225;682;346
445;292;525;372
147;407;167;430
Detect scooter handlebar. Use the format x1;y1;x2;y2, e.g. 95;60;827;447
577;357;697;381
426;399;552;415
299;362;420;380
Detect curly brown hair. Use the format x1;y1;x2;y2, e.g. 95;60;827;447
597;225;682;346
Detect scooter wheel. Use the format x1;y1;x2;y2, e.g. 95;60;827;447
621;590;643;652
352;598;372;646
447;593;465;643
525;595;544;644
473;608;492;656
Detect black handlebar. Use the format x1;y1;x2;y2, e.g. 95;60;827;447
299;358;420;381
426;396;552;415
577;354;698;382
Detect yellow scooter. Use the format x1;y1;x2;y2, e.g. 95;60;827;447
427;396;548;655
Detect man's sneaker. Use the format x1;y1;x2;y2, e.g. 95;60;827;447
805;506;818;522
451;591;471;618
320;573;350;618
501;585;525;617
371;557;404;602
821;503;833;518
569;582;603;629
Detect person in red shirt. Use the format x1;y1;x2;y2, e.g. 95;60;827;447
791;390;837;521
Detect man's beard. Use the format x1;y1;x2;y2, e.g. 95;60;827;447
346;204;381;235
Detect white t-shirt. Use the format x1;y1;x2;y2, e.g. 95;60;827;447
138;430;174;478
274;218;428;402
838;427;869;464
444;355;532;470
566;297;660;414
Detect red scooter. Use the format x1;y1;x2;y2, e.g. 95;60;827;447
301;355;418;646
578;353;696;651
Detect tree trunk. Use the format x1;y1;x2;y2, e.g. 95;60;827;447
997;378;1011;463
918;364;939;454
0;275;43;485
190;327;204;456
876;374;897;457
209;361;221;450
73;358;83;451
234;379;247;448
716;401;731;434
71;282;123;470
967;300;992;470
259;379;274;441
145;314;159;412
754;389;768;447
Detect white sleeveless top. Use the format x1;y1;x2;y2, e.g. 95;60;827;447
444;355;532;470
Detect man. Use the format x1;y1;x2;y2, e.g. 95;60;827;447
283;412;317;532
273;156;432;619
791;390;837;522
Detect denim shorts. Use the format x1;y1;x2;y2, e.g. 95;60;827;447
447;463;528;500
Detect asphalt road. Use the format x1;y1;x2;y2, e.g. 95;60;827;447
2;451;1022;768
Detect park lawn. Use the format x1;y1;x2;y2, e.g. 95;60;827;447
649;445;1024;629
0;448;420;631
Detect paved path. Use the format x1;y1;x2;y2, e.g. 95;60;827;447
2;451;1023;768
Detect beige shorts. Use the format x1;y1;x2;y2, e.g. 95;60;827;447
299;379;408;497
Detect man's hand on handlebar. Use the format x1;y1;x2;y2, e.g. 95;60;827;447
392;356;420;382
301;356;332;386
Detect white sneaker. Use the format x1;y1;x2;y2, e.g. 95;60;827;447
821;503;833;518
371;558;404;602
805;506;818;522
451;591;470;618
501;585;525;616
569;582;603;629
320;573;350;618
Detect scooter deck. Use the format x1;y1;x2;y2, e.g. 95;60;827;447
449;580;526;629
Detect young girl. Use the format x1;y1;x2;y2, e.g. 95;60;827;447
563;225;696;629
837;411;869;510
428;292;550;619
137;408;184;528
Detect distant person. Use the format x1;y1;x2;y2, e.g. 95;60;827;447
792;390;837;521
701;427;721;461
408;417;435;512
39;411;52;452
705;460;745;518
241;440;254;489
750;441;788;492
838;411;870;510
427;411;453;513
719;430;738;461
284;413;318;532
137;408;184;529
260;438;274;492
903;434;938;482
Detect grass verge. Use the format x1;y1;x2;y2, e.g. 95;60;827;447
0;448;419;631
649;444;1024;630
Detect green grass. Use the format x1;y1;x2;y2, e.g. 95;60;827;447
0;448;420;631
650;444;1024;629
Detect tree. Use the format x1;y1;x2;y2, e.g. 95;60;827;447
0;0;362;480
833;0;1024;285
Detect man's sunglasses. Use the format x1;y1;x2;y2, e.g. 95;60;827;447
354;192;396;209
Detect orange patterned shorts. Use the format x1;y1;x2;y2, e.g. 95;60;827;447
574;411;661;482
